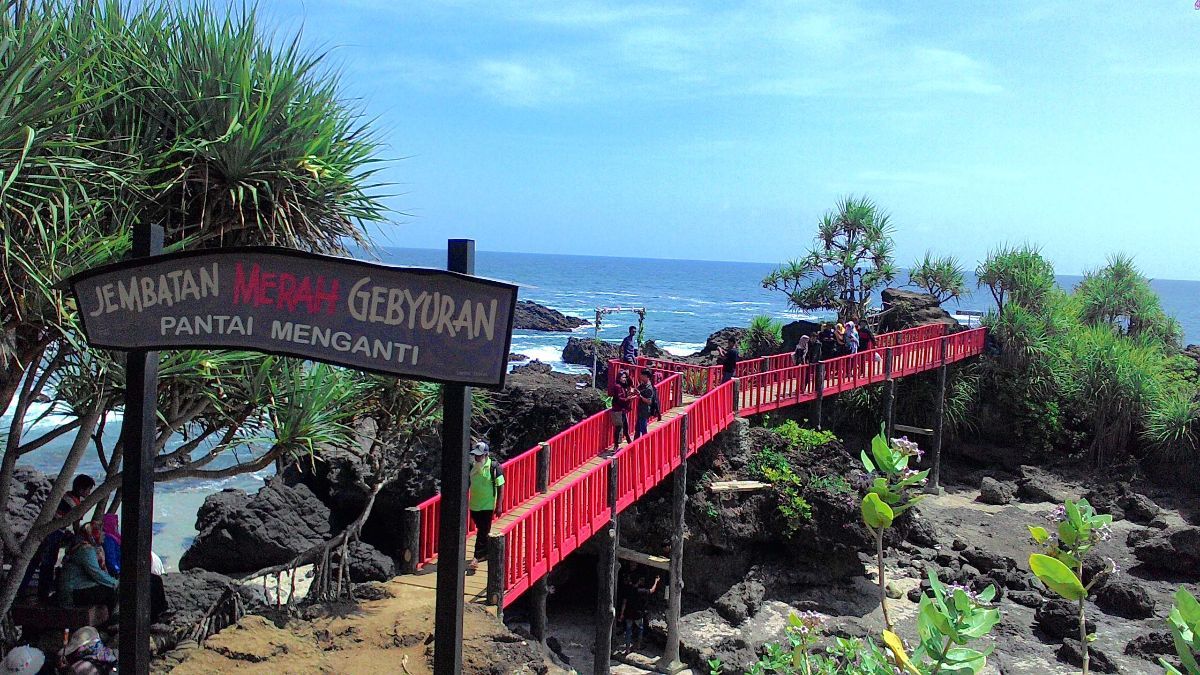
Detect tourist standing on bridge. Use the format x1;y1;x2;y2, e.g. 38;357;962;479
818;323;837;360
467;443;505;573
718;338;740;383
792;335;810;365
635;369;660;438
620;326;639;364
608;370;635;452
845;321;860;353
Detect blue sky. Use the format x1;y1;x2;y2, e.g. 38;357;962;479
266;1;1200;279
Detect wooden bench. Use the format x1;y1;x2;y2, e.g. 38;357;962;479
10;601;108;632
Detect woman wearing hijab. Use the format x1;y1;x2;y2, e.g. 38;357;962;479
845;321;860;354
834;323;847;356
792;335;810;365
100;514;121;576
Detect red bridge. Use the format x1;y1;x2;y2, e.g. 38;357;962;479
398;323;987;670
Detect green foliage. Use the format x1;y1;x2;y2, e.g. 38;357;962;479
976;243;1057;317
1076;254;1181;346
909;251;968;305
1162;587;1200;675
742;315;785;358
912;574;1000;673
1029;554;1086;602
707;658;724;675
761;465;813;533
860;430;928;517
772;420;837;453
762;195;898;322
808;474;852;495
749;448;791;479
861;493;893;529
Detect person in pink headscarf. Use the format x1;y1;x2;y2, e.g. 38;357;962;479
99;514;121;576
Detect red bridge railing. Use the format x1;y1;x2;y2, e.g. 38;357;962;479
412;324;983;584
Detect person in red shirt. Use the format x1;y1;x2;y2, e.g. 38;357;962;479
607;370;635;453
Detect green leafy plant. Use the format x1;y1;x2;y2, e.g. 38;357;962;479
860;426;928;631
742;315;785;358
762;465;813;533
808;474;852;495
707;658;724;675
1028;499;1116;675
773;420;837;453
911;572;1001;674
684;369;710;395
749;448;792;479
1162;587;1200;675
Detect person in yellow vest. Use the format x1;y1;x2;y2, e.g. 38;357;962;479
467;442;505;573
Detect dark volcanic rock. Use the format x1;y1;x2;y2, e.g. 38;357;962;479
1132;525;1200;572
562;337;619;378
486;369;606;458
1095;578;1155;619
641;340;666;359
978;477;1015;505
1008;590;1043;608
159;569;265;637
1036;599;1095;639
877;288;958;334
180;479;332;574
781;320;822;352
1058;638;1118;673
1124;631;1175;662
1121;492;1161;524
1015;465;1063;503
346;541;396;582
713;579;764;625
511;360;553;376
6;466;51;541
513;300;588;331
507;352;528;362
698;327;747;359
960;547;1014;573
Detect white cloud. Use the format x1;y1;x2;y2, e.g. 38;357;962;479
474;59;580;107
908;48;1003;95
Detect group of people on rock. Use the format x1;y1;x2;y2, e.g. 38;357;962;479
792;321;877;365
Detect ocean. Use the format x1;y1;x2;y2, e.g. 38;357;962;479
5;247;1200;569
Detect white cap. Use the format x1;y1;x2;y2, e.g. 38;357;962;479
2;646;45;675
470;442;490;457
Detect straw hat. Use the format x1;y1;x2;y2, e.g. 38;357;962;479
2;646;45;675
63;626;101;656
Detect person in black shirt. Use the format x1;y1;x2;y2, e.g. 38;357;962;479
27;474;95;599
617;561;661;653
817;323;837;360
635;369;659;438
807;333;824;363
718;338;739;383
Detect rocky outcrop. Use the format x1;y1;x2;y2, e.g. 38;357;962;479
507;352;528;362
781;320;822;352
1036;598;1095;639
1132;525;1200;572
485;369;606;458
1059;639;1118;673
180;479;333;574
561;337;619;378
513;300;588;331
698;327;746;359
978;477;1014;505
159;569;265;637
877;288;958;334
641;340;666;359
1095;579;1156;619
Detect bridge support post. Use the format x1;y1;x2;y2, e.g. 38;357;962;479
537;441;552;493
731;378;740;414
658;419;688;673
400;506;421;574
927;340;948;493
487;532;507;618
883;347;895;439
595;458;620;675
530;577;549;645
814;362;825;429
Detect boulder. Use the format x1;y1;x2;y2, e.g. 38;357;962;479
159;569;265;638
507;352;528;362
1015;465;1063;503
485;371;606;462
1094;578;1155;619
713;579;765;625
978;477;1015;505
1057;638;1118;673
1008;590;1043;608
960;547;1014;574
698;327;747;359
1036;599;1094;639
1124;631;1176;663
641;340;666;359
1132;526;1200;572
877;288;958;334
1121;493;1160;524
512;300;588;331
179;479;333;574
781;320;823;352
561;336;619;378
346;541;396;582
510;360;553;376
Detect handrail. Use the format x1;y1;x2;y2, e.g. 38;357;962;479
414;323;980;575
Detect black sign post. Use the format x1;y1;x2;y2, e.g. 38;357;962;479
62;240;517;673
433;239;474;674
118;224;162;675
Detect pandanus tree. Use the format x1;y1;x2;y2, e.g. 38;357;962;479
0;0;392;621
909;252;967;305
763;195;898;323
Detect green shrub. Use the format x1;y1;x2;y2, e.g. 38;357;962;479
773;420;836;452
761;465;812;533
808;474;852;495
749;448;791;479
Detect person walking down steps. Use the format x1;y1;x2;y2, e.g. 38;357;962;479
467;442;504;574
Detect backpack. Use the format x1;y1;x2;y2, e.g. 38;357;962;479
488;457;504;499
649;388;661;419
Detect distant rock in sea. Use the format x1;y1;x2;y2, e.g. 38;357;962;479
514;300;589;331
